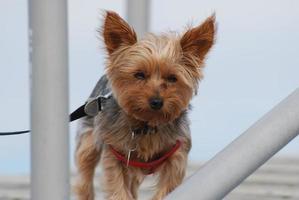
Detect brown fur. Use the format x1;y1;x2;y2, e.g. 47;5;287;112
75;10;216;200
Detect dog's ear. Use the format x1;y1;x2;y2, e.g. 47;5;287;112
102;11;137;55
180;14;216;62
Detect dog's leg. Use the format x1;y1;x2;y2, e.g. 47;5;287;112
102;150;134;200
130;172;144;199
75;131;102;200
151;150;188;200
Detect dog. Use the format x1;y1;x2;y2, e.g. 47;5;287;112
74;11;216;200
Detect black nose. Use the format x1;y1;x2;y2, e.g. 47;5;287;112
149;98;163;110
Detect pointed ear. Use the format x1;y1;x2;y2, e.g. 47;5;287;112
102;11;137;55
180;15;216;61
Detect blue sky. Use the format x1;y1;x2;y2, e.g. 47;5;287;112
0;0;298;175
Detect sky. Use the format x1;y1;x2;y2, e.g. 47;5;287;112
0;0;298;175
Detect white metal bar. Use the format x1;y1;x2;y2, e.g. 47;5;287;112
29;0;69;199
127;0;150;37
165;88;299;200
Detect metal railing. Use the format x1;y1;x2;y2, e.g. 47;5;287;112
165;88;299;200
127;0;150;37
29;0;70;200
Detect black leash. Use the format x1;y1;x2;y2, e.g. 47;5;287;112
0;93;111;136
0;130;31;136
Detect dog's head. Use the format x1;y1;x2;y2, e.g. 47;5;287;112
101;11;216;126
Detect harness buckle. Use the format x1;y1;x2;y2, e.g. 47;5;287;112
84;97;99;116
84;91;112;117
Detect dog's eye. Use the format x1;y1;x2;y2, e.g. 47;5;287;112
134;72;146;80
166;75;177;83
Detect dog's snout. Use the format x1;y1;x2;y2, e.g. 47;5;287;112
149;97;163;110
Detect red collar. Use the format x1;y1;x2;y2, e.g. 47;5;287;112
109;140;182;174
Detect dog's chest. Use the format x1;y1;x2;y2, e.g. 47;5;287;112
101;126;178;162
132;131;177;161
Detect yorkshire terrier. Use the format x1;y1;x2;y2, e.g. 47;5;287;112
75;11;216;200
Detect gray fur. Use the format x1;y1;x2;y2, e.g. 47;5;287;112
76;75;111;142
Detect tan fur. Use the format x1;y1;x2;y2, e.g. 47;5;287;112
75;10;216;200
75;131;101;200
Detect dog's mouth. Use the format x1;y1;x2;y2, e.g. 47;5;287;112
129;107;179;126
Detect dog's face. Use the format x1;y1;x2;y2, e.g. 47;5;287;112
102;11;215;126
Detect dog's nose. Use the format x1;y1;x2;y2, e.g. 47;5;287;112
149;98;163;110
